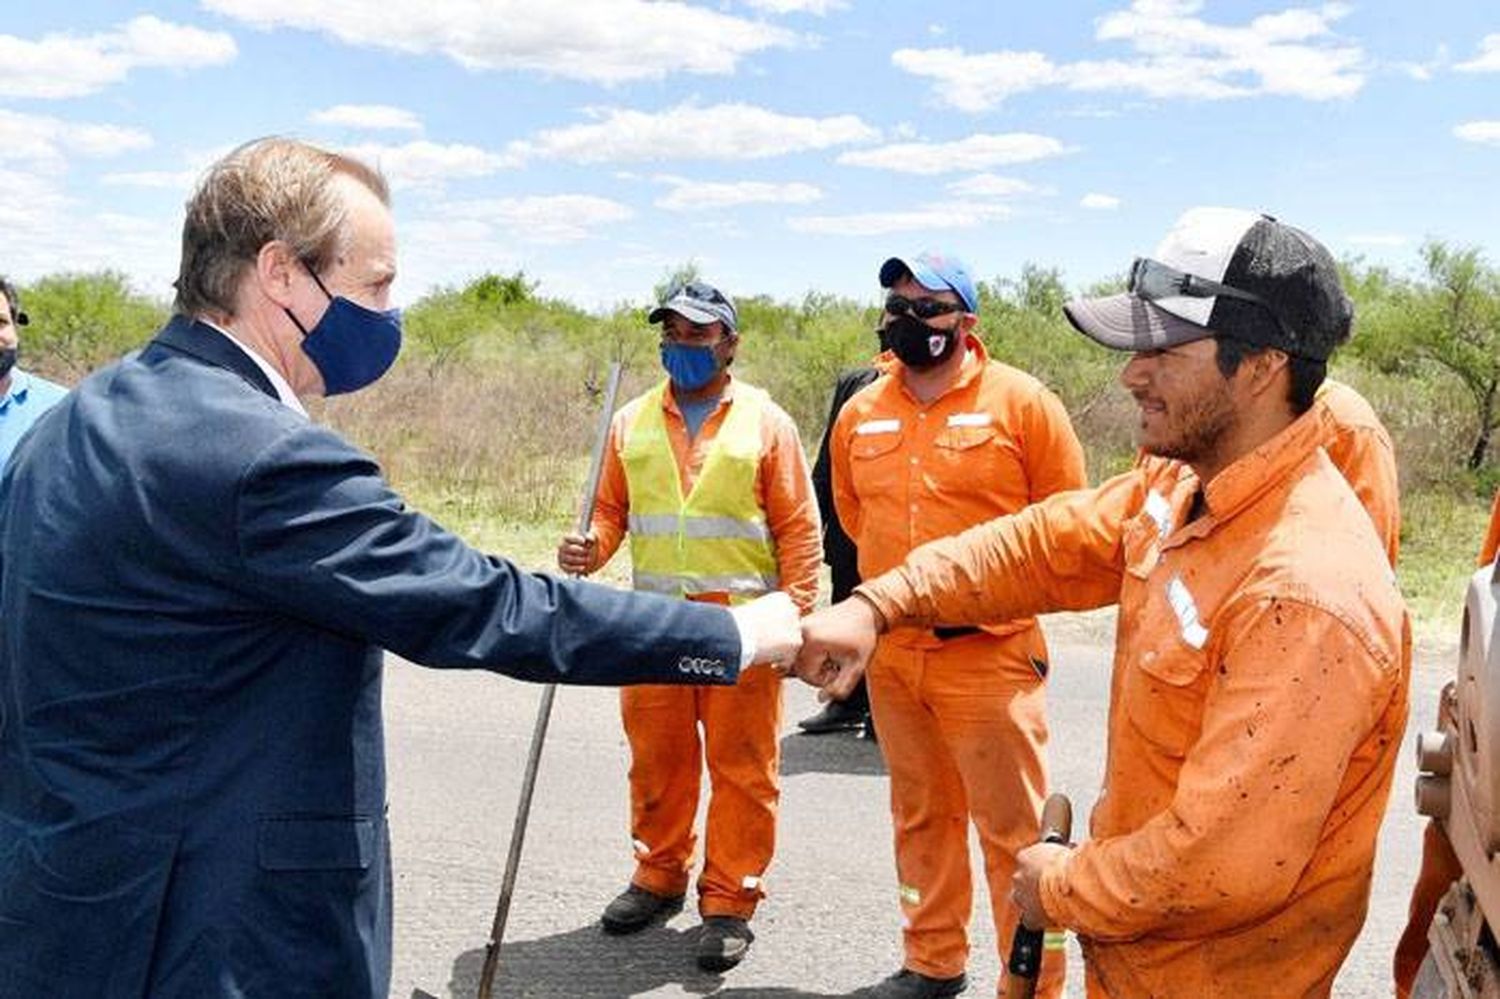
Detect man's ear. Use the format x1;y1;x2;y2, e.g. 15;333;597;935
1245;348;1291;399
254;240;300;309
959;312;980;334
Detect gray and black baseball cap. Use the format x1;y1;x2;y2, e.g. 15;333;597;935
648;281;738;333
1064;207;1352;361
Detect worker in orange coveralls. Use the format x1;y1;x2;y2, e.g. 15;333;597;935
828;251;1086;999
1393;490;1500;997
1314;377;1400;564
797;207;1410;999
557;280;821;974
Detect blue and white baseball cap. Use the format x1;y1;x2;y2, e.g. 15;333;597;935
879;251;979;313
648;281;739;332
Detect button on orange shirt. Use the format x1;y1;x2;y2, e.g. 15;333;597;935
588;376;822;615
858;408;1410;999
830;335;1086;644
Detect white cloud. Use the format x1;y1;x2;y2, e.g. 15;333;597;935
1080;192;1122;209
945;173;1040;199
654;177;822;211
310;104;423;132
893;0;1364;110
1454;121;1500;146
0;15;236;100
744;0;846;13
437;195;634;243
0;110;152;166
101;169;202;191
0;166;178;292
510;103;878;164
837;133;1070;175
204;0;796;84
1456;34;1500;73
892;48;1058;112
340;140;518;190
788;201;1011;235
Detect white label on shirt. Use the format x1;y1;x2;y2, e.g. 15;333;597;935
1144;489;1173;540
741;875;761;891
1166;574;1209;650
855;418;901;435
946;412;992;428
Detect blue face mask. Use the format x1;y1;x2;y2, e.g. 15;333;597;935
285;268;403;395
660;342;721;391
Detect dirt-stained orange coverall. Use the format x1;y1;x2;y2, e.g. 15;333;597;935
586;376;821;919
831;335;1086;993
1314;378;1400;564
858;407;1409;999
1393;489;1500;997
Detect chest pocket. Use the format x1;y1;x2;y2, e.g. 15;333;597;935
1124;574;1211;757
1124;642;1209;757
847;422;904;497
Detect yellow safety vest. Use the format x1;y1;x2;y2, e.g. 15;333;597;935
622;380;779;604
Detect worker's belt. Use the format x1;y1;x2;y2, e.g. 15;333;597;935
932;625;982;641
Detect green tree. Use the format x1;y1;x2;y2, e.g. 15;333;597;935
1355;242;1500;470
23;271;167;377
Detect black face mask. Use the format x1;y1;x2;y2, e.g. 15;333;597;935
0;348;16;380
883;315;960;370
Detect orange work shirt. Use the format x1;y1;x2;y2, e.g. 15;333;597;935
858;408;1410;999
1482;489;1500;567
1314;378;1400;565
830;335;1086;644
589;376;822;615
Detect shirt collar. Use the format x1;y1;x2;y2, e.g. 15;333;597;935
199;320;307;417
0;369;31;411
1161;407;1326;548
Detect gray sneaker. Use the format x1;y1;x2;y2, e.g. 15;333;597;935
695;916;754;972
600;884;684;935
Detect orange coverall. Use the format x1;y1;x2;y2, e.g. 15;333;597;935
1314;378;1400;564
1392;489;1500;997
858;407;1410;999
586;376;821;919
831;335;1086;991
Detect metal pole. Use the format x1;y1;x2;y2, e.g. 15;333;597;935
475;361;625;999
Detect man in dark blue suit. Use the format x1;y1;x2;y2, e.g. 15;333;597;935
0;137;802;999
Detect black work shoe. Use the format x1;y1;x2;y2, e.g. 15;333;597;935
600;884;684;935
695;916;754;972
797;699;867;734
866;968;968;998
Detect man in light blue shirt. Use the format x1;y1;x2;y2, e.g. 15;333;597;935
0;277;67;467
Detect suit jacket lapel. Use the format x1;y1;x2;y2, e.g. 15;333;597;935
154;315;281;401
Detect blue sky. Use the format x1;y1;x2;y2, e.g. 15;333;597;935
3;1;1497;311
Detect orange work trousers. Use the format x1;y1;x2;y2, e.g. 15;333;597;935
869;627;1066;999
620;663;783;920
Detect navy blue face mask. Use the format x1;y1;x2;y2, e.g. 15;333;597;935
660;341;722;391
284;266;403;395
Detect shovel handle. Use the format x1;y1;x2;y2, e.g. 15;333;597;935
1004;793;1073;999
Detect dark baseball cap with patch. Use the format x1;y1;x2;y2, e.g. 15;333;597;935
648;280;738;333
1064;207;1352;361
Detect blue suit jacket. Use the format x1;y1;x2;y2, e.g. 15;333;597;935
0;317;741;998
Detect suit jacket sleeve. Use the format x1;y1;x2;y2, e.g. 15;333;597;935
232;423;741;686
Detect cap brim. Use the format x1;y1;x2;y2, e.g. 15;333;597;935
1063;293;1214;352
648;302;723;326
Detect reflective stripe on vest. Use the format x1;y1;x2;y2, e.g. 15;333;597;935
621;380;779;603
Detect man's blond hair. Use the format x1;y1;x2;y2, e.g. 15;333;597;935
173;137;389;317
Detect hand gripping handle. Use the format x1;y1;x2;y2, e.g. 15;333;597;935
1004;793;1073;999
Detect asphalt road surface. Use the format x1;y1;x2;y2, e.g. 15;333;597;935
386;611;1453;998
